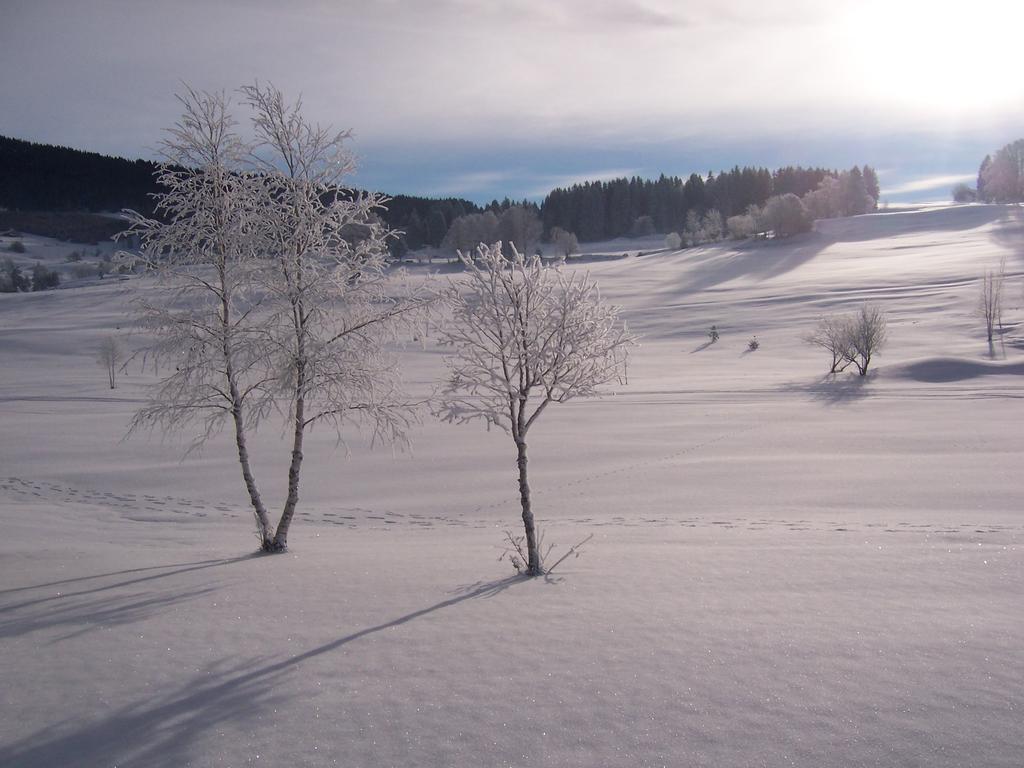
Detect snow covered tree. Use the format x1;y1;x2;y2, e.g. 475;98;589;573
841;166;873;216
977;154;993;202
121;84;428;553
726;208;759;240
437;243;636;575
240;82;430;551
119;86;277;546
980;140;1024;203
498;205;542;256
762;194;811;237
862;165;880;207
443;211;500;254
550;226;579;258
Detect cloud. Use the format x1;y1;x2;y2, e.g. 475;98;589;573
881;173;975;196
432;171;518;195
524;168;641;197
1;0;1017;204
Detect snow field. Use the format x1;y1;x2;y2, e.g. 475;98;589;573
1;203;1022;766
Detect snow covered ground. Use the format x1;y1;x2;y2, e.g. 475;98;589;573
1;204;1022;767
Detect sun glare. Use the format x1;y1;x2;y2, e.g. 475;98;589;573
842;1;1024;116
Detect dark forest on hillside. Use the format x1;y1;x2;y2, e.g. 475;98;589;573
1;136;878;250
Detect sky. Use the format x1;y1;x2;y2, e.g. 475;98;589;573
2;0;1021;204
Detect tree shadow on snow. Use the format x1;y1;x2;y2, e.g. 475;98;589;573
1;658;290;768
662;231;832;298
783;372;875;405
988;205;1024;264
0;585;219;643
0;556;258;642
1;574;524;768
0;555;256;613
0;556;252;597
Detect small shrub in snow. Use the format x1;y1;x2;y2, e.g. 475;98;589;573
500;526;593;576
665;231;682;250
978;259;1005;343
7;240;25;253
747;336;759;351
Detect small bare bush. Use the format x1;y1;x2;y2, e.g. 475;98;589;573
500;527;593;575
978;259;1005;343
97;336;123;389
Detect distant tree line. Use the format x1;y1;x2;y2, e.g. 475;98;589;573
2;135;883;255
0;136;160;214
0;135;479;253
430;165;880;257
538;166;879;243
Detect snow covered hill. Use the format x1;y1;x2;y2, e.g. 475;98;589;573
1;204;1022;767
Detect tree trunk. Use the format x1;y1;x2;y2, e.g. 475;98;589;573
516;439;541;575
219;287;272;550
230;395;272;548
272;379;305;552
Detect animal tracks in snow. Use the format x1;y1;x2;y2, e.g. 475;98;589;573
2;476;1017;540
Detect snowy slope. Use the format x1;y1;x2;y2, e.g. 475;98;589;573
1;204;1022;767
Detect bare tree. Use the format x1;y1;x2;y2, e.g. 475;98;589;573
804;315;854;374
978;259;1005;345
97;335;123;389
805;306;887;376
846;304;887;376
121;83;428;553
437;243;636;575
